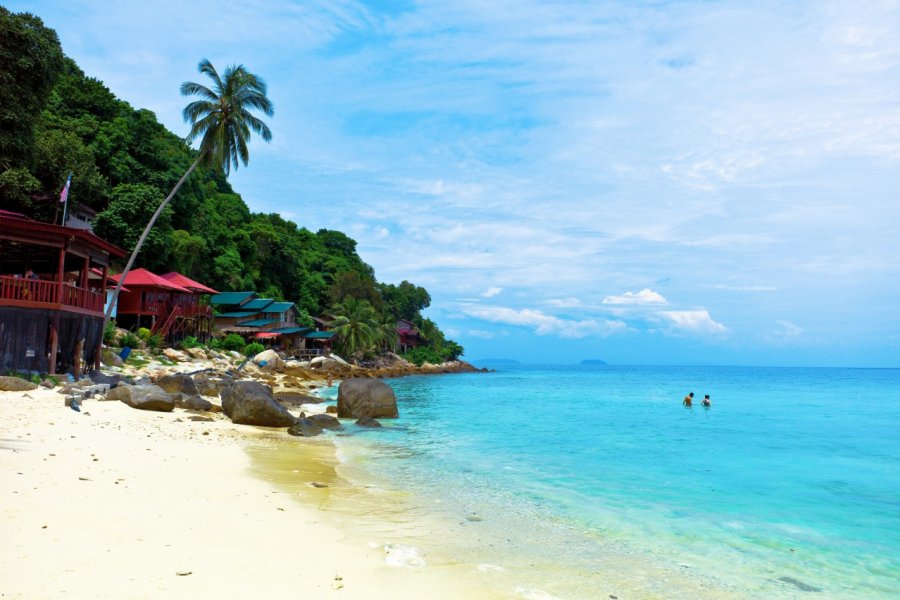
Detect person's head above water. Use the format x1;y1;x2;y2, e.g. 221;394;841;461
689;392;694;397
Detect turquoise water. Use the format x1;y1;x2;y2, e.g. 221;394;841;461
330;366;900;599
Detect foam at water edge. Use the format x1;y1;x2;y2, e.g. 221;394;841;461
384;543;426;567
514;587;563;600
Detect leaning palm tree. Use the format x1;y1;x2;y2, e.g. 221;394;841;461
104;59;273;320
328;298;381;359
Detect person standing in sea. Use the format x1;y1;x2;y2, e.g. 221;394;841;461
702;394;711;407
683;392;694;407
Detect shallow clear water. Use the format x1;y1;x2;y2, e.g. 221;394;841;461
329;365;900;599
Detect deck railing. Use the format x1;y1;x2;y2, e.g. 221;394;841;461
0;275;104;313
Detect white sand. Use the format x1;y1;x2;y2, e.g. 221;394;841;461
0;387;486;599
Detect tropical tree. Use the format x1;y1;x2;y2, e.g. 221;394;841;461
105;59;273;319
328;298;381;359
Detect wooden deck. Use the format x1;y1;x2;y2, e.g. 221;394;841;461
0;275;104;315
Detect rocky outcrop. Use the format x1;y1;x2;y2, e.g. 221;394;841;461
251;349;284;371
287;417;324;437
337;378;398;419
185;347;207;360
221;381;296;427
88;370;132;389
107;384;175;412
101;347;124;367
156;373;199;396
0;376;38;391
273;388;322;407
355;417;382;427
192;372;232;397
308;413;342;430
163;348;189;362
177;394;215;412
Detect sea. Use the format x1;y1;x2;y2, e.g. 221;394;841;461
278;365;900;599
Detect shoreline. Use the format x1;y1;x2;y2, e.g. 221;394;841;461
0;386;488;599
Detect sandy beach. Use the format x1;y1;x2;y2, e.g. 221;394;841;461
0;386;488;599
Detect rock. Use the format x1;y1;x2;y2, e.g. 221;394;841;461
185;347;207;360
337;378;398;419
251;349;284;371
329;354;349;366
308;413;343;430
309;356;327;368
220;381;296;427
0;376;38;392
355;417;382;427
287;417;324;437
101;347;124;367
156;373;200;396
107;384;175;412
163;348;189;362
273;389;323;407
192;372;231;397
188;415;214;422
40;379;55;389
88;370;132;389
178;395;214;412
325;405;338;414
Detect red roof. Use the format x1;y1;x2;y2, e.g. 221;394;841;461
255;332;279;339
109;268;191;292
159;272;219;294
0;213;126;258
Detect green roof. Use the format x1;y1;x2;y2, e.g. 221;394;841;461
211;291;255;306
238;318;278;327
265;301;295;314
269;326;313;335
304;330;336;339
217;311;259;318
243;298;274;311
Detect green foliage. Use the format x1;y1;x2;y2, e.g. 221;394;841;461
146;333;163;350
329;298;381;358
402;342;463;366
221;333;246;352
94;183;172;269
243;342;265;357
136;327;151;342
31;374;42;384
103;319;117;345
119;332;141;349
379;280;431;321
207;337;222;350
178;336;200;350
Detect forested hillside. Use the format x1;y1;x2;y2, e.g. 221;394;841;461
0;7;462;362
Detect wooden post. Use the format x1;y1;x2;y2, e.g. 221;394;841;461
56;246;65;304
80;255;89;289
73;338;84;379
48;317;59;375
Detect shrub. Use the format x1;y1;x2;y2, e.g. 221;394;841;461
30;374;42;384
137;327;152;342
178;336;200;350
401;347;445;366
119;332;141;349
221;333;246;352
243;342;265;357
103;320;117;345
207;337;222;350
147;333;163;350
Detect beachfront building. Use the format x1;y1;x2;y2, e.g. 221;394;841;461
109;269;216;343
211;292;335;356
397;319;421;352
0;210;125;375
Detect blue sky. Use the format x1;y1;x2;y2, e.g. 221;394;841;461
12;0;900;367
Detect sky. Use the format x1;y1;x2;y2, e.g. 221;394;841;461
11;0;900;367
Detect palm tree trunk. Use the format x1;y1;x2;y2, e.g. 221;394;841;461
103;156;202;327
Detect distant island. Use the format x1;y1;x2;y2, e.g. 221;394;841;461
580;360;608;365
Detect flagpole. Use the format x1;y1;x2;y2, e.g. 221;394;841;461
60;172;73;226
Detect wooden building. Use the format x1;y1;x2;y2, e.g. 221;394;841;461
397;319;421;352
110;269;215;343
0;210;125;375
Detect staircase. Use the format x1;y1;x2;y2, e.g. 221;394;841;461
152;306;183;339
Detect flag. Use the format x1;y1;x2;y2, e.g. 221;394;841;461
59;174;72;204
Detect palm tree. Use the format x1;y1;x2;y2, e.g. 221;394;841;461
328;298;381;359
104;59;273;320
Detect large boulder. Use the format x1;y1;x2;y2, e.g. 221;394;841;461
0;376;37;392
221;381;296;427
273;388;323;407
155;373;200;396
287;417;324;437
337;378;398;419
88;370;133;389
177;394;215;412
185;347;207;360
107;384;175;412
163;348;189;362
251;349;284;371
192;372;232;397
100;348;124;367
309;413;343;430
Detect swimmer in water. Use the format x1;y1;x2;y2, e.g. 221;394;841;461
683;392;694;407
702;394;711;407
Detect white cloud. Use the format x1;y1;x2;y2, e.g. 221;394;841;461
602;289;668;305
482;287;502;298
461;305;626;339
658;310;729;334
765;320;804;343
541;297;583;308
468;329;498;339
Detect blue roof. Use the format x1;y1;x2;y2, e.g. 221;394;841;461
211;291;255;306
217;311;259;318
238;318;279;327
269;326;313;335
243;298;274;311
265;301;295;314
305;330;336;339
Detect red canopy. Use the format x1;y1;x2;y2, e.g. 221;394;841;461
109;268;191;292
255;332;279;339
159;272;219;294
